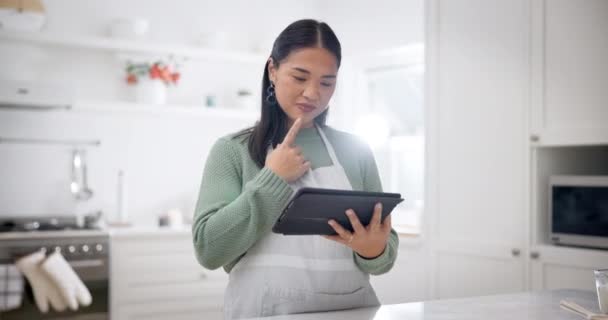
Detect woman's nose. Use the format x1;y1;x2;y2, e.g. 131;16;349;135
302;83;320;101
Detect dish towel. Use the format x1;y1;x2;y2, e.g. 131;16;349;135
0;264;23;312
41;251;92;311
560;300;608;320
14;250;67;313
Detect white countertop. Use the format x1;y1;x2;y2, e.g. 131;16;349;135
244;289;601;320
0;225;192;240
107;225;192;238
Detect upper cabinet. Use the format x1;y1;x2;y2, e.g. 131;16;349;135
530;0;608;146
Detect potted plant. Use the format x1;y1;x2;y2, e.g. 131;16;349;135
125;60;180;105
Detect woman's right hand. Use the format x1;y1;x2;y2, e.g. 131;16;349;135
265;118;311;182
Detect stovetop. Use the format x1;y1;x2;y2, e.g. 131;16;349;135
0;216;100;233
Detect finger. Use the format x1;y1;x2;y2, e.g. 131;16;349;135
301;160;311;172
328;219;351;240
371;202;383;230
292;146;303;156
345;209;365;234
382;214;392;233
282;118;302;146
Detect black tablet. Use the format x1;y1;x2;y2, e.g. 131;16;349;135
272;187;404;235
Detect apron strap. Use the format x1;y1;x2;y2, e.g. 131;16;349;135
315;124;342;167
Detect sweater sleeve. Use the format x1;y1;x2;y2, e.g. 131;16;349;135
353;143;400;275
192;138;294;271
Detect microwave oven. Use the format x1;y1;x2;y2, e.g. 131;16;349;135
550;175;608;250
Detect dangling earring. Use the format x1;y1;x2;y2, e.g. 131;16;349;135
266;82;277;105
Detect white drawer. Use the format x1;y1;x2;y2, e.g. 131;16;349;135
112;237;194;256
114;298;223;320
111;234;228;304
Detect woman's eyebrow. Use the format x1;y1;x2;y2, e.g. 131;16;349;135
292;67;337;79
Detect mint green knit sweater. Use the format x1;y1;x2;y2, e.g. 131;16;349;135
192;125;398;275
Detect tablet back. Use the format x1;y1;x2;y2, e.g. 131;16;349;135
272;188;403;235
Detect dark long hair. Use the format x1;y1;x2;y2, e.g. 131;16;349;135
236;19;342;168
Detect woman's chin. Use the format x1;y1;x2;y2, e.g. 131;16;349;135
286;112;314;126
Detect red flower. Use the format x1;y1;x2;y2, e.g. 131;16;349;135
126;74;137;85
149;64;162;79
171;72;180;84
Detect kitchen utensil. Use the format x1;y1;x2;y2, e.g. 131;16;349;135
70;149;93;201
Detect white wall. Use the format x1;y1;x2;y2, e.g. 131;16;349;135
0;0;423;226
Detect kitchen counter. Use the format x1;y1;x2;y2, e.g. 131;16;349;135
245;289;601;320
0;229;109;240
108;225;192;238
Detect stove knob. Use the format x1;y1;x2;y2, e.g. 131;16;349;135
82;244;90;253
68;245;76;254
54;246;62;253
95;244;103;252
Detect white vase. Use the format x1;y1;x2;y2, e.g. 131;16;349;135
134;78;167;105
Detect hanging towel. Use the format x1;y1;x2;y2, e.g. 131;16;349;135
41;251;92;311
14;250;67;313
0;264;23;312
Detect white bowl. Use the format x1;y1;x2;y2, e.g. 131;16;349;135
109;18;149;39
0;9;46;32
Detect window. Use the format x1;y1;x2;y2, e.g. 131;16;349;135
336;44;425;234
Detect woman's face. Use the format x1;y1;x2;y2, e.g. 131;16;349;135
268;47;338;128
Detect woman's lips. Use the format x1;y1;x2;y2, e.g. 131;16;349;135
296;103;316;113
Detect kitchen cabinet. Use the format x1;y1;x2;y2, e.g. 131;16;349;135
526;0;608;294
427;0;608;300
530;0;608;146
426;0;529;299
370;238;430;304
530;245;608;291
110;228;227;320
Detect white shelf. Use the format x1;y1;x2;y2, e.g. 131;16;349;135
533;243;608;258
0;97;259;121
73;100;259;120
0;30;267;64
531;129;608;147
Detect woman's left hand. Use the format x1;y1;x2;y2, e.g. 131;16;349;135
324;203;391;259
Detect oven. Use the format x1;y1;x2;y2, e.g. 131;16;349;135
0;231;110;320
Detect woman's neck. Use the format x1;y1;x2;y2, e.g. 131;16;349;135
287;118;314;129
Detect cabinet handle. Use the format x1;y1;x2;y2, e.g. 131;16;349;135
511;248;521;257
530;134;540;142
530;252;540;259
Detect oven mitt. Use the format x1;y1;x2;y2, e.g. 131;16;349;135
14;250;68;313
41;251;92;311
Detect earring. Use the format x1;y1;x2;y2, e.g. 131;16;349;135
266;82;277;105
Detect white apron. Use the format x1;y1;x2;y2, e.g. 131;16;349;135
224;125;380;319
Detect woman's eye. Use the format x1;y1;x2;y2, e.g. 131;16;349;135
293;76;306;82
321;82;333;87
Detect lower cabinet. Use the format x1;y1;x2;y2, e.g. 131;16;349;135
370;240;430;304
530;245;608;291
110;230;228;320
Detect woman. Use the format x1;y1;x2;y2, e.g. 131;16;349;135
192;19;399;319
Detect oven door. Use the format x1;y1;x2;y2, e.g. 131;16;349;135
1;256;109;320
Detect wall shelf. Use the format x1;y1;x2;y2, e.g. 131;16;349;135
0;30;267;64
0;97;259;121
530;129;608;147
73;100;259;121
